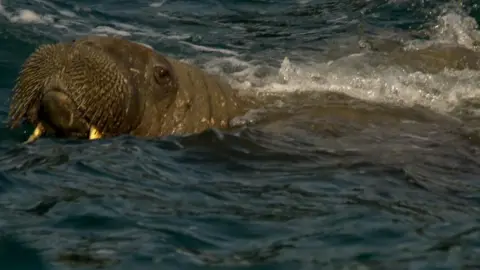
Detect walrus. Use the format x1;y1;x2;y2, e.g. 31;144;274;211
8;35;254;143
8;35;474;144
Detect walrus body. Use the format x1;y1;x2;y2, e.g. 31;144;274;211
365;37;480;73
8;35;250;142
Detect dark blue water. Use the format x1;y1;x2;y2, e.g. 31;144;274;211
1;0;480;269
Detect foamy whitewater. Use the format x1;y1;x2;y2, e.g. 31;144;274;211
2;0;480;116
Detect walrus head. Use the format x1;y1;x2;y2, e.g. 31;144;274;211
8;36;179;143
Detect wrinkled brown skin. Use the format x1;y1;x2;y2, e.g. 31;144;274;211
8;35;255;139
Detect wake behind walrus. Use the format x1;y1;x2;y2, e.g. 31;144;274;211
8;35;255;142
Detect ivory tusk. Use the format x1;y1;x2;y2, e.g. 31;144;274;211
89;126;102;140
24;123;44;144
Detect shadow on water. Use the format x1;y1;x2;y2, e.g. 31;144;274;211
0;233;51;270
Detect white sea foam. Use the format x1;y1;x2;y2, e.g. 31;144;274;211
0;4;51;24
199;4;480;116
11;9;49;24
58;9;76;18
178;41;239;56
150;0;167;8
92;26;131;37
212;48;480;116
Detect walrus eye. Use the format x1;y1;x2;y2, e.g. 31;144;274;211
152;63;177;99
153;64;170;80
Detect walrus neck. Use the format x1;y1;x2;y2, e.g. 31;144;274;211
141;56;249;137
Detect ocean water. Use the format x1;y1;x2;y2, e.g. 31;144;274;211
1;0;480;269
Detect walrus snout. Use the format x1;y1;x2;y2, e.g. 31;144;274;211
24;91;102;143
40;90;89;135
